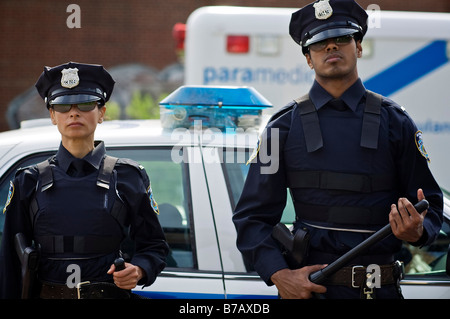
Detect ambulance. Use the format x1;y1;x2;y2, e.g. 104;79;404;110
183;6;450;193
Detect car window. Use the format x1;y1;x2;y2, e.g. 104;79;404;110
108;148;194;269
222;148;450;277
0;148;195;270
222;149;295;225
402;217;450;277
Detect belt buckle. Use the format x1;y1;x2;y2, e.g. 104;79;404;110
76;281;90;299
351;265;364;288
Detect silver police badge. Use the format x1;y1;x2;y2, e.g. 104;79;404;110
61;67;80;88
314;0;333;20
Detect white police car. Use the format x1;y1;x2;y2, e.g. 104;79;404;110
0;86;449;299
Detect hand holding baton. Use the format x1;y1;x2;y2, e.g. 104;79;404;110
309;199;429;284
114;257;126;272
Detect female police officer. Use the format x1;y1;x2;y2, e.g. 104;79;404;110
0;62;169;298
233;0;443;299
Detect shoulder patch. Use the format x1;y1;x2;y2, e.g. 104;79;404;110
2;181;14;214
415;130;430;163
147;184;159;214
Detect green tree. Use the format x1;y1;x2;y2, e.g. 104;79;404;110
126;91;159;119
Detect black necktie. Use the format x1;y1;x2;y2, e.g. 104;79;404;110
70;159;87;177
328;98;347;111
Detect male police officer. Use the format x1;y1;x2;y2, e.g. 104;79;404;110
233;0;443;299
0;62;169;298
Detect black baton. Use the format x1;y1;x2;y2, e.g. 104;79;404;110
309;199;429;284
114;257;126;271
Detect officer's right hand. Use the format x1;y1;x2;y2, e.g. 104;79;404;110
271;265;327;299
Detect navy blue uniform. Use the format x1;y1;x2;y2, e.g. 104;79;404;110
0;141;169;298
233;79;443;297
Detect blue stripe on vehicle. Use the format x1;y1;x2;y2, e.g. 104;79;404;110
226;294;278;299
133;291;278;299
363;40;449;97
133;291;226;299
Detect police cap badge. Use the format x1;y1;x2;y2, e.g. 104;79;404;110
313;0;333;20
61;68;80;89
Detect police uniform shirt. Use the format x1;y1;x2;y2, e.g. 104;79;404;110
0;141;169;298
233;78;443;285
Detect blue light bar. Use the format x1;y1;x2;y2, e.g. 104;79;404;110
159;86;272;130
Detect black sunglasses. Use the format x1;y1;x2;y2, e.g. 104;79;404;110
308;34;354;52
51;102;99;113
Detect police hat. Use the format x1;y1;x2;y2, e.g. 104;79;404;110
35;62;115;108
290;0;368;53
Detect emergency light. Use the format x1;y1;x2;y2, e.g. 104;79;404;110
159;86;272;130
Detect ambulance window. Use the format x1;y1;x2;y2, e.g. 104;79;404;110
222;149;295;225
0;152;55;245
108;147;195;269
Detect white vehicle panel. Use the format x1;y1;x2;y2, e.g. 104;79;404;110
202;147;246;273
187;146;222;271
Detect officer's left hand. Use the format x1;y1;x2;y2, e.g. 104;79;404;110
389;188;427;243
107;262;146;290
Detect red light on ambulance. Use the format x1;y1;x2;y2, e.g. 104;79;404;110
227;35;249;53
172;23;186;51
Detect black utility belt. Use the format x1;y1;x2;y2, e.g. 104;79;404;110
324;261;404;288
40;281;131;299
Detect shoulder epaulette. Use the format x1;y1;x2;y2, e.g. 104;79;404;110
266;101;296;125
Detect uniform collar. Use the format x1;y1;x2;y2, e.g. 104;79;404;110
309;78;366;112
56;140;106;173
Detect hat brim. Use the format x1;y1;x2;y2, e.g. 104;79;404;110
303;28;359;47
49;94;102;105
